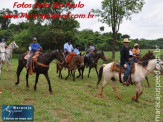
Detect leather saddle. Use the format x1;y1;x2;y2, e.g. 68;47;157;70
111;62;135;74
24;51;42;75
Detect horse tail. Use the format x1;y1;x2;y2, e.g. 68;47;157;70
97;64;107;88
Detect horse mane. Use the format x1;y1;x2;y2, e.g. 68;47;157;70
140;51;155;61
138;60;149;67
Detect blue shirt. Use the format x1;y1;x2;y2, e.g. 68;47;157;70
30;43;41;53
85;47;92;54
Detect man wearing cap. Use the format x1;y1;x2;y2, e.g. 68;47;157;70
120;38;131;85
0;38;7;48
64;40;74;58
27;37;41;69
132;43;140;63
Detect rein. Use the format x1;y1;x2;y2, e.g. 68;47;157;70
136;58;155;75
36;61;49;68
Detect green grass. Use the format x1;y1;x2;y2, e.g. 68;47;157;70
0;50;163;122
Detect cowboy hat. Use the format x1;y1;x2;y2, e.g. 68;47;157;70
134;43;139;47
122;38;130;43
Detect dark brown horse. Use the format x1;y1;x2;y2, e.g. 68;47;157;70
15;50;65;93
138;51;155;87
77;51;106;79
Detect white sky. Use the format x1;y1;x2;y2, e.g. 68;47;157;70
0;0;163;39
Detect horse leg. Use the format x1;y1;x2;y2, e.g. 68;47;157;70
88;67;92;78
82;66;85;79
145;76;150;87
34;73;39;91
65;70;70;80
95;65;98;77
0;63;2;74
100;79;108;98
112;81;121;100
44;73;52;93
26;71;29;87
73;69;76;81
132;83;142;103
77;68;81;78
15;65;24;85
6;58;11;72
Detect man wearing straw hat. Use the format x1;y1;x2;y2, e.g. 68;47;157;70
120;38;131;86
132;43;140;62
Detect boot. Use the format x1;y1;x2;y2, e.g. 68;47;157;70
122;77;130;86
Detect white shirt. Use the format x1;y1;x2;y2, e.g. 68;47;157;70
129;50;133;56
74;48;80;55
91;45;95;50
64;43;74;53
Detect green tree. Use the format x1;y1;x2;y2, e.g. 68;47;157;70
92;0;145;60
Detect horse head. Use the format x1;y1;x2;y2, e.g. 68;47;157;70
141;51;155;61
11;41;19;49
156;59;163;74
57;49;66;67
79;55;85;67
99;51;107;61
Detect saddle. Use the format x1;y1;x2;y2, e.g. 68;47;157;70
66;52;76;64
111;62;135;74
25;51;48;75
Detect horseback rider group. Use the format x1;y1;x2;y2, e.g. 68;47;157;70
120;38;141;86
26;37;139;87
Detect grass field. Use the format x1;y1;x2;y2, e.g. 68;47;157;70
0;50;163;122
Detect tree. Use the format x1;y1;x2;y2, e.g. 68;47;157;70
92;0;145;60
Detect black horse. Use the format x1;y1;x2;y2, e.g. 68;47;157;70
15;50;65;93
77;51;106;79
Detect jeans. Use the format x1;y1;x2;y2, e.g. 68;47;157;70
64;52;68;58
27;51;35;67
131;58;138;63
124;62;131;80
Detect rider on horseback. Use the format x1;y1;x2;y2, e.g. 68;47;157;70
26;37;41;69
74;45;80;55
132;43;140;63
120;38;131;86
85;43;93;67
64;40;74;58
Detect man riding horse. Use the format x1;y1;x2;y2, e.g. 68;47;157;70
26;37;41;69
64;40;74;58
120;38;131;86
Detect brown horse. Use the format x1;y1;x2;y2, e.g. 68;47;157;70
77;51;106;79
56;55;84;81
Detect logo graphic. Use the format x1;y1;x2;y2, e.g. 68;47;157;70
2;105;33;121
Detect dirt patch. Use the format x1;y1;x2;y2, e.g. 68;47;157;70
24;98;37;105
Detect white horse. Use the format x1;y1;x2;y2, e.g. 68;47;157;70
97;59;163;103
0;43;6;74
5;41;19;71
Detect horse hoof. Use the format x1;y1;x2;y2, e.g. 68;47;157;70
15;82;19;85
99;94;104;98
50;91;53;94
132;96;139;103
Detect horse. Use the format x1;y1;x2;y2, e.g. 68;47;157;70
97;57;163;103
5;41;19;71
64;55;85;81
77;51;106;79
15;50;65;93
0;43;6;74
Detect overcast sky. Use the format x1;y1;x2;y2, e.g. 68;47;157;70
0;0;163;39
